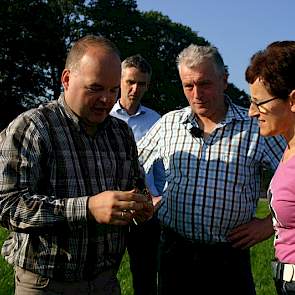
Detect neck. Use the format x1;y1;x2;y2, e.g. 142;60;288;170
282;132;295;162
80;120;98;137
196;103;228;136
64;96;99;137
119;98;140;115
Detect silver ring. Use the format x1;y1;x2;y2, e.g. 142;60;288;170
121;211;125;217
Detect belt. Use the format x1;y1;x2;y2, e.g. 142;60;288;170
161;226;231;248
272;261;295;282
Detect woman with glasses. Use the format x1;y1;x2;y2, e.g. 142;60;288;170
247;40;295;295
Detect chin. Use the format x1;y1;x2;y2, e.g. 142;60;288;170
260;129;277;137
94;117;107;124
91;112;108;124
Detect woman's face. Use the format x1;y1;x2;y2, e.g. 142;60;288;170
248;78;291;137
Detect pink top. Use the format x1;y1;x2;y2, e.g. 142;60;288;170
269;155;295;263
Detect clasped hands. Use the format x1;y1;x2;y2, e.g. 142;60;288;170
88;189;154;225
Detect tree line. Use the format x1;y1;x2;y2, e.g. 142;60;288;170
0;0;249;130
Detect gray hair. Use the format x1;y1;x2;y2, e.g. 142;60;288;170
176;44;226;76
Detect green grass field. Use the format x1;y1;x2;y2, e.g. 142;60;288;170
0;199;275;295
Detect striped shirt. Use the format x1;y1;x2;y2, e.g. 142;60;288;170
0;95;143;281
137;98;285;243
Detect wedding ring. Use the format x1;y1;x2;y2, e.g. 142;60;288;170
121;211;125;218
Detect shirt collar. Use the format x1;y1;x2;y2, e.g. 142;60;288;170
58;94;80;126
221;95;249;124
114;100;146;116
181;95;249;131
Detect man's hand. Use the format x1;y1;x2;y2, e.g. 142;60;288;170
227;214;274;249
131;197;154;225
88;189;151;225
152;196;162;211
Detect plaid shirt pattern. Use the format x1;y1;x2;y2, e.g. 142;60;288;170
0;95;142;281
138;98;285;243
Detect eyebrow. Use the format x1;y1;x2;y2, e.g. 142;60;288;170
126;79;147;84
87;83;120;89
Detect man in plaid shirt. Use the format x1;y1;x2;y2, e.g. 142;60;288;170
0;35;153;295
137;44;286;295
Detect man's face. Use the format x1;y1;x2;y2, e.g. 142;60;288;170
179;60;227;120
120;67;150;105
62;47;121;125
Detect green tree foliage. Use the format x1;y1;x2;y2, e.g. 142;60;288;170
226;82;250;108
0;0;85;128
129;11;209;114
85;1;210;113
1;1;64;103
0;0;249;128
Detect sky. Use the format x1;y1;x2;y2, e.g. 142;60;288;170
136;0;295;94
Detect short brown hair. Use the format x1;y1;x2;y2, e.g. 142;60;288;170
245;41;295;100
122;54;152;77
65;35;120;71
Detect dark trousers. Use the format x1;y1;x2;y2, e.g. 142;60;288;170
158;227;256;295
275;280;295;295
272;261;295;295
127;216;160;295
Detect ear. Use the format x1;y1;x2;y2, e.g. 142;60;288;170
223;72;228;91
289;90;295;112
61;69;70;91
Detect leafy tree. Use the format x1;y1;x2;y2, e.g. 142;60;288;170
1;1;63;104
85;4;209;113
130;11;209;114
0;0;249;129
0;0;85;128
83;3;249;112
226;83;249;108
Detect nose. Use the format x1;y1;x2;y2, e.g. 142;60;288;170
99;90;113;103
130;83;139;94
192;85;201;99
248;102;259;117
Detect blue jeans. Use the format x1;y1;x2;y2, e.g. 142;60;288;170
158;227;256;295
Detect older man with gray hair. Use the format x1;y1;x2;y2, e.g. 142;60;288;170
137;44;285;295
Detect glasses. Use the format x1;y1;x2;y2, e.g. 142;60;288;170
249;96;278;113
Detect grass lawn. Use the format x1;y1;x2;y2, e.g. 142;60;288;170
0;228;14;295
251;199;276;295
0;199;275;295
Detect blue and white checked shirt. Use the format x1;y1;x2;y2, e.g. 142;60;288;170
110;100;165;195
137;98;285;243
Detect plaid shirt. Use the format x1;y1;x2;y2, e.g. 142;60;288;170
138;98;286;243
0;95;143;281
